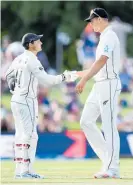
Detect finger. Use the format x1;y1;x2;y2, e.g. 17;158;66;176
76;87;82;94
75;87;80;94
75;85;79;90
75;88;79;94
79;88;82;94
77;90;81;95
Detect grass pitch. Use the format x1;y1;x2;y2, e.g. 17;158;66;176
1;159;133;185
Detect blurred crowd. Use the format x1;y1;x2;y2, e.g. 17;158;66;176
1;17;133;133
1;35;82;133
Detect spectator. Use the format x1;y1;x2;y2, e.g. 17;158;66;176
1;104;14;132
124;58;133;78
1;42;24;93
37;51;50;72
63;82;82;122
110;17;133;61
76;23;98;69
117;111;133;132
1;35;11;53
37;86;64;133
119;67;133;92
1;50;14;93
5;41;24;57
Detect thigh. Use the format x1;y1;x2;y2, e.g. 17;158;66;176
99;79;121;129
81;102;100;124
33;98;39;124
97;79;121;106
11;101;34;137
11;102;23;135
25;98;38;124
81;85;100;123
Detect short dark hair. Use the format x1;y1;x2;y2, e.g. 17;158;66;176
22;33;43;49
23;43;29;50
23;40;34;50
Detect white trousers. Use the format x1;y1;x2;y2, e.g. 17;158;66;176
11;96;38;174
11;97;38;144
80;79;121;171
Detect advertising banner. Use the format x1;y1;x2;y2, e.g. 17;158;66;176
1;131;133;159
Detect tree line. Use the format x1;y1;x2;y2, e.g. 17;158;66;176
2;1;133;69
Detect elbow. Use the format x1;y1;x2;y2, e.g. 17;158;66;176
100;55;108;65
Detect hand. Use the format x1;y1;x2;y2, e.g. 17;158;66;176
75;78;87;94
62;70;79;82
10;90;14;94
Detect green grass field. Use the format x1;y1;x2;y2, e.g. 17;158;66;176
1;159;133;185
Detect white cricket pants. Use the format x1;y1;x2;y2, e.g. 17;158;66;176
11;97;38;145
80;78;121;171
11;96;38;173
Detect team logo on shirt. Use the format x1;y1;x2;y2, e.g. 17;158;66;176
103;100;109;105
104;45;109;53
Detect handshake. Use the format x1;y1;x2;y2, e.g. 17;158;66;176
61;70;79;82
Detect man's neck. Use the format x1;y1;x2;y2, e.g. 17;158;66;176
28;49;37;56
100;22;109;33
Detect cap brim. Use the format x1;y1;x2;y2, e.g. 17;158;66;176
36;34;43;40
84;14;96;22
34;34;43;41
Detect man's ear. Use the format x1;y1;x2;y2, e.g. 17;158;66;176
29;43;33;48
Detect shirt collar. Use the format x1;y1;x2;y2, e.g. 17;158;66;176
24;50;37;58
100;25;112;38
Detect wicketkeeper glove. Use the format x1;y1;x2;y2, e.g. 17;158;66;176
7;77;15;92
62;70;78;82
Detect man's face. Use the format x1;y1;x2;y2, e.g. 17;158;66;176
30;39;42;52
90;17;101;32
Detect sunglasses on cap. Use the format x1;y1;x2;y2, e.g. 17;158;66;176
91;9;101;18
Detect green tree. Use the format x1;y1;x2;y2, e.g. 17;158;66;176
2;1;133;68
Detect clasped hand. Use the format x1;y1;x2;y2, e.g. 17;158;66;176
62;70;79;82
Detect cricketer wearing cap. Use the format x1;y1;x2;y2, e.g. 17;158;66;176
6;33;78;179
75;8;121;178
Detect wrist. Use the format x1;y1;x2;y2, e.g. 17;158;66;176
77;71;83;78
82;76;88;83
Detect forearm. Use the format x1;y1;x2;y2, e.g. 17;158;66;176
77;70;88;78
46;74;63;85
76;62;94;78
82;57;107;82
36;72;63;86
